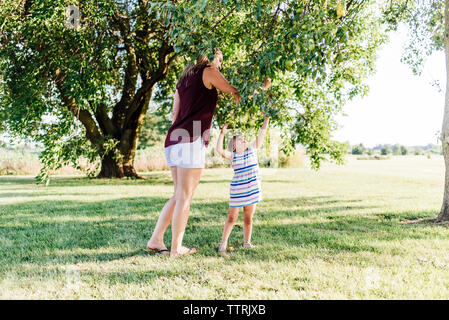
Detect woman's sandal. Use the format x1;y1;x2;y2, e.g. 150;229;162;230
144;247;170;255
145;240;170;255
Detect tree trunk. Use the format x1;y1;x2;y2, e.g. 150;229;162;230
118;88;153;180
98;153;125;178
94;85;153;179
123;163;141;178
437;0;449;222
438;160;449;222
98;153;144;179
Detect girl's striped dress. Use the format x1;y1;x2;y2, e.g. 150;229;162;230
229;145;262;207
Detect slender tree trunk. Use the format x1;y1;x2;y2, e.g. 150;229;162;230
437;0;449;222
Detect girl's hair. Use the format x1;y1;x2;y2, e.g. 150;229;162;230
228;135;241;153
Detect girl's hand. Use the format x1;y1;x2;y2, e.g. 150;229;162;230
221;123;230;134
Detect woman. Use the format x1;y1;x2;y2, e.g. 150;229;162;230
147;49;241;257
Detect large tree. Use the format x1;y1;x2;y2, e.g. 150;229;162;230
437;0;448;222
0;0;385;181
383;0;448;221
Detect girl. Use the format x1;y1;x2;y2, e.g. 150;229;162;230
216;112;270;253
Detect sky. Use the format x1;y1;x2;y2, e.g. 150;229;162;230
332;24;446;148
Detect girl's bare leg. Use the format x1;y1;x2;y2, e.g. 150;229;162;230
243;204;256;247
170;166;203;256
147;166;178;250
219;206;240;252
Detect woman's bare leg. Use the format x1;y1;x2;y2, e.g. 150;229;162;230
243;204;256;246
218;206;240;252
170;166;203;256
147;166;178;250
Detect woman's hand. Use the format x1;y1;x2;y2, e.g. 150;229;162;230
261;78;271;91
203;67;240;104
232;92;241;104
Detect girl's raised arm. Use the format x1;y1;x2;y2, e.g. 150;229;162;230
252;116;270;150
217;123;233;160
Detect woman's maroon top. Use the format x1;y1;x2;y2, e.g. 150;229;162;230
164;65;218;148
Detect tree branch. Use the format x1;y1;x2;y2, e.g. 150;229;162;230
211;5;236;32
54;69;105;150
123;42;174;128
94;102;116;137
113;46;138;125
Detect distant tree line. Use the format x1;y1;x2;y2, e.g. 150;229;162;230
350;143;442;156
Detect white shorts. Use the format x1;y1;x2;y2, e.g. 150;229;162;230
164;137;206;168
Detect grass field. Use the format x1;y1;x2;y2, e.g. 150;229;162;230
1;155;449;299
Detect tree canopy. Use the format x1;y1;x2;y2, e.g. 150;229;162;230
0;0;387;181
382;0;444;76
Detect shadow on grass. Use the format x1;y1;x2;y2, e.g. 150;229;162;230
0;171;302;189
1;174;447;276
398;217;449;227
0;196;170;219
0;173;231;188
0;174;176;188
2;170;448;291
0;193;444;263
0;192;44;198
0;176;37;183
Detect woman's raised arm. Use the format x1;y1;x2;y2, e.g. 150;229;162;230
203;67;241;104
